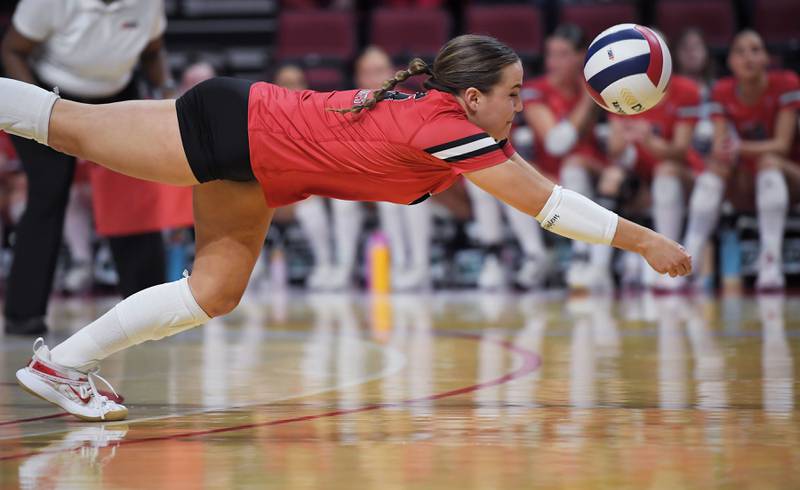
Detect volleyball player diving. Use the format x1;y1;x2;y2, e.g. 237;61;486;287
0;35;691;421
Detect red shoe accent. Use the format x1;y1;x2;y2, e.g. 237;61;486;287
30;360;85;382
98;390;124;403
30;359;124;403
68;386;92;404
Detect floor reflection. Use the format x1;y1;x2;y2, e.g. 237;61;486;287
1;291;799;489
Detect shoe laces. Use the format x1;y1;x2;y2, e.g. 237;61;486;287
31;338;121;420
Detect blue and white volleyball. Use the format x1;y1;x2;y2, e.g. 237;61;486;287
583;24;672;115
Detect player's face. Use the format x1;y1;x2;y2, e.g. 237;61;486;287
275;67;308;91
728;32;768;82
356;52;394;90
676;31;708;77
545;38;582;83
467;61;524;141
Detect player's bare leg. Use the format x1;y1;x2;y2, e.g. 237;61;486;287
0;77;197;185
17;181;272;420
188;181;273;316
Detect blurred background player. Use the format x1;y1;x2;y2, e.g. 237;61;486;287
606;32;703;289
278;63;364;291
521;24;608;290
0;0;187;334
679;30;800;291
361;46;435;291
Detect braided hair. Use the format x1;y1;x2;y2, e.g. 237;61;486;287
332;58;431;114
332;35;520;114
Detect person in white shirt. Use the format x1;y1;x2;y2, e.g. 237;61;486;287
0;0;177;335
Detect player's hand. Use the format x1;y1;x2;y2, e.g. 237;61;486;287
712;134;740;164
641;231;692;277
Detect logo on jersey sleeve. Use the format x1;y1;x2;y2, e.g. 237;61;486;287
353;89;371;106
383;90;428;101
424;133;501;163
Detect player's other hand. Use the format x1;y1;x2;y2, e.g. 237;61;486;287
641;231;692;277
712;135;740;165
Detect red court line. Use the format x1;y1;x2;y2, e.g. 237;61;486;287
0;331;540;462
0;413;70;427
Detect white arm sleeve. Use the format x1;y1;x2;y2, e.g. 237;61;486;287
543;120;578;157
535;185;619;245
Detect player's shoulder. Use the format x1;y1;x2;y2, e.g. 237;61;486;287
768;70;800;92
710;76;736;100
670;75;700;92
410;89;467;121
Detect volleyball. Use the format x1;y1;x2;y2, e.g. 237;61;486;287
583;24;672;115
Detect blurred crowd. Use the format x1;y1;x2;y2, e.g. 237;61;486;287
0;0;797;304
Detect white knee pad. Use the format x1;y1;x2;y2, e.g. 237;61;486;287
378;201;406;268
652;174;685;240
296;197;332;265
332;199;363;269
536;185;619;245
652;174;683;209
466;180;503;244
0;77;60;145
688;172;724;216
756;168;788;213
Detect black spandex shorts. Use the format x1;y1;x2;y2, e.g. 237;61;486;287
175;77;256;183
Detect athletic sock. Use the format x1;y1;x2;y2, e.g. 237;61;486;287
756;168;788;262
296;197;333;268
560;164;593;257
403;202;432;270
503;202;546;258
466;180;503;245
378;202;407;270
682;172;724;274
332;199;363;274
0;77;59;145
50;278;210;371
590;195;617;269
652;173;685;242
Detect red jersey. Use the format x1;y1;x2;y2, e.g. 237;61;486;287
521;76;604;175
247;83;515;207
611;75;703;175
709;70;800;163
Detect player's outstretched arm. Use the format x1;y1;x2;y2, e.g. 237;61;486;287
465;153;692;277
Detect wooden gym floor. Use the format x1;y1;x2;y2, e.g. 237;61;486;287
1;290;798;489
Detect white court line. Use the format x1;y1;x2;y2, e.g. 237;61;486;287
1;339;407;441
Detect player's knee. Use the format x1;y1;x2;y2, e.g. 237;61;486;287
652;172;683;205
655;160;681;176
757;153;783;171
200;290;244;318
188;275;246;318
